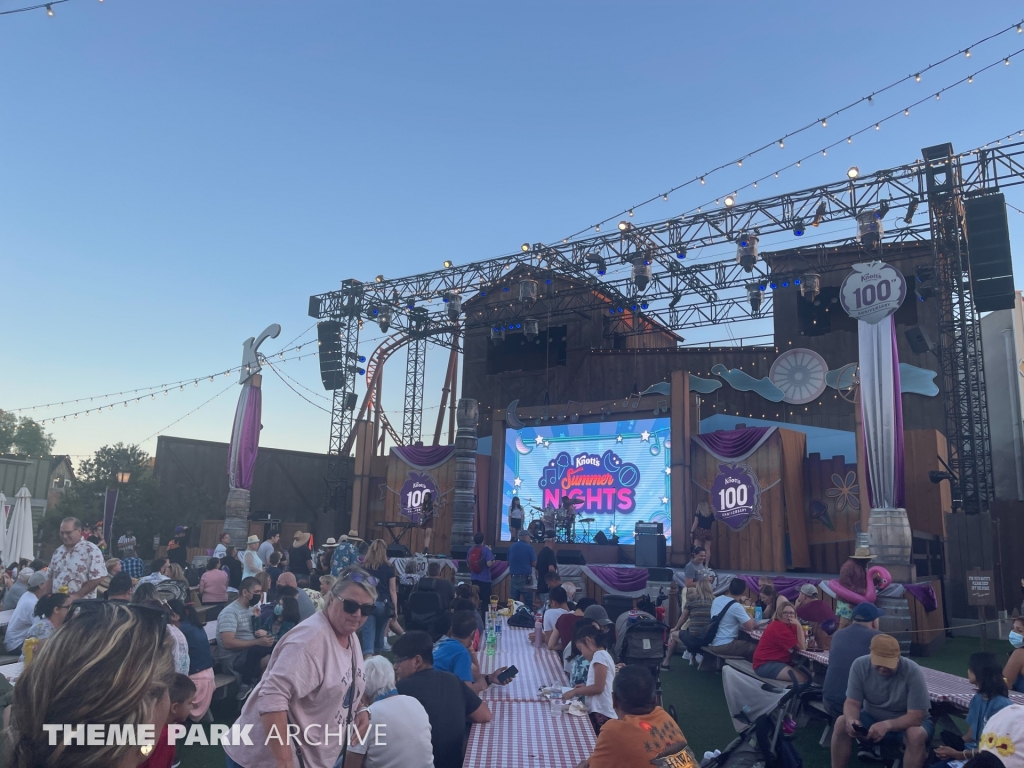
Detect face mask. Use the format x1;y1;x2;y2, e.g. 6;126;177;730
274;604;283;617
1010;631;1024;649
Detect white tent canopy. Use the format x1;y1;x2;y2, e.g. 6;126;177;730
0;492;7;563
4;487;35;565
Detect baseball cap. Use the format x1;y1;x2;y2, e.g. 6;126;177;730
869;634;902;669
852;602;886;622
583;605;613;626
28;571;48;588
799;583;819;597
174;526;185;535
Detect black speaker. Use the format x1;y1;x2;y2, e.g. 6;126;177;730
905;326;934;355
317;321;344;391
386;544;410;559
602;594;634;623
635;534;667;567
556;549;586;565
648;567;674;582
965;193;1015;312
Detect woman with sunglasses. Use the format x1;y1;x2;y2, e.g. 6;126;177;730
5;601;176;767
17;592;71;662
224;567;376;768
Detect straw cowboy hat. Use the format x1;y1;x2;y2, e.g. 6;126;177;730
338;530;363;542
246;535;260;545
292;530;311;546
850;533;874;561
321;537;341;549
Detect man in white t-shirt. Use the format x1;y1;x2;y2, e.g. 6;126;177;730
708;577;758;660
542;586;571;643
4;572;48;652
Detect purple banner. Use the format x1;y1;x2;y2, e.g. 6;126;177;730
904;583;937;612
711;464;762;531
694;427;775;462
585;565;649;593
228;382;262;490
392;445;456;470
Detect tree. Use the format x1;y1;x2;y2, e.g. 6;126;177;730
0;410;55;455
47;443;162;557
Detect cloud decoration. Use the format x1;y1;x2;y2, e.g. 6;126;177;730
711;364;785;402
688;376;722;395
640;382;671;397
823;362;938;397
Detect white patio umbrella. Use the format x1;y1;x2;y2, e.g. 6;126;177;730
0;492;7;564
4;487;35;565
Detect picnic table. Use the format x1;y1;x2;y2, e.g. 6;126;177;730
465;625;596;768
0;610;13;629
1;662;23;683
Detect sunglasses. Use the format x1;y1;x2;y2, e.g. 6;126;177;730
341;598;376;617
337;568;378;587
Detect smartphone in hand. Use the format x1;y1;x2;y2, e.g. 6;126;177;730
496;665;519;684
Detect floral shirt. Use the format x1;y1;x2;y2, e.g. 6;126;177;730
18;618;56;662
330;542;361;577
168;624;191;676
304;588;326;612
48;539;107;598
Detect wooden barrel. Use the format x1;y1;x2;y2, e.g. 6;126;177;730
867;507;912;565
876;595;912;655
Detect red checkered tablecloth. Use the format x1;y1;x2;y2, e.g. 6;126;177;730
463;701;596;768
478;627;570;702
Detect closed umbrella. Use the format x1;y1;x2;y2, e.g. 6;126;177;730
0;492;7;564
5;487;35;564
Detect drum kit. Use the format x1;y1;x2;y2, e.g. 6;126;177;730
525;497;596;543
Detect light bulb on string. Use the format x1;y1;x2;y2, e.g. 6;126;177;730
915;73;921;82
778;140;784;149
965;48;971;58
820;119;827;127
905;108;910;116
45;3;53;15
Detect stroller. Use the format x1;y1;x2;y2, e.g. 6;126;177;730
702;666;817;768
614;611;676;719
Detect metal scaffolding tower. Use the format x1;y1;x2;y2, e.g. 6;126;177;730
403;336;426;445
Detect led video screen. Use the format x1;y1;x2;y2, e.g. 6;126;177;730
501;417;671;545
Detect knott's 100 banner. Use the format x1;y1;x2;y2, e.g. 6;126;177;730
502;417;671;545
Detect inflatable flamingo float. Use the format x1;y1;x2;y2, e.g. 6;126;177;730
828;565;893;605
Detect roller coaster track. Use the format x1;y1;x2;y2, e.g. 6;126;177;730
341;333;408;455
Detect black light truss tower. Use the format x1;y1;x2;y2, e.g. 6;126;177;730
921;143;993;515
403;336;426;445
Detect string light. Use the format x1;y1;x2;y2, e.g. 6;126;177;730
45;3;53;14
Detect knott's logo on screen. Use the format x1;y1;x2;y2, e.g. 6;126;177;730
710;463;762;531
538;450;640;513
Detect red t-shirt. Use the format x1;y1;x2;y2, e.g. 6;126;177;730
138;725;175;768
556;613;581;649
752;620;798;668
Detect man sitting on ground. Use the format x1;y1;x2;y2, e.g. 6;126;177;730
583;664;689;768
823;602;883;717
275;571;315;621
216;576;275;698
394;630;492;768
416;560;455;610
707;577;758;661
104;571;134;602
831;634;933;768
433;610;510;693
543;586;572;645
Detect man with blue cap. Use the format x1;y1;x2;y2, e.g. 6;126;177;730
823;602;884;717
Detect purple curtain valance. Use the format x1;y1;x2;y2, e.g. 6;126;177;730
903;583;937;612
392;445;457;470
583;565;649;596
693;426;776;463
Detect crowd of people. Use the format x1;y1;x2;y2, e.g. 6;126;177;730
2;522;1024;768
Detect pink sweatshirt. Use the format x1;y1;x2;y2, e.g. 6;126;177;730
223;611;365;768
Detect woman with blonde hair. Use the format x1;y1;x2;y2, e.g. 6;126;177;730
662;567;716;670
154;562;190;604
361;539;398;654
6;601;176;767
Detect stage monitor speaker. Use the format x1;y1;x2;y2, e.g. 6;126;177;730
965;193;1015;312
492;547;509;562
317;321;344;391
648;567;674;583
386;544;410;559
557;550;586;565
905;326;934;355
635;534;667;568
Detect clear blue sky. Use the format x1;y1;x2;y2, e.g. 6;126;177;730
2;0;1022;462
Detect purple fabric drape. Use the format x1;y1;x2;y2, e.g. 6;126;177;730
740;575;823;601
228;382;262;490
693;427;776;462
903;583;937;612
585;565;649;593
392;445;457;470
490;561;508;581
891;318;906;508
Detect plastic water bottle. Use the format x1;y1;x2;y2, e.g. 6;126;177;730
486;629;496;656
534;612;544;648
755;606;763;621
495;615;503;641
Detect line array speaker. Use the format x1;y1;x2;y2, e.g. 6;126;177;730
317;321;345;391
965;193;1015;312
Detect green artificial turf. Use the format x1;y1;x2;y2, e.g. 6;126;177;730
179;636;1005;768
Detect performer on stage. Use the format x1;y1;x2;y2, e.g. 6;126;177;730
509;496;524;540
559;496;579;542
691;500;715;565
419;490;435;555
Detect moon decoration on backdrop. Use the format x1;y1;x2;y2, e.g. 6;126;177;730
506;399;525;429
769;348;829;404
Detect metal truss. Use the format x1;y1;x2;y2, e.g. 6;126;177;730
922;144;994;516
403;336;426;445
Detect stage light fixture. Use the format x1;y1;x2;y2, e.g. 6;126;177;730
640;301;649;309
490;327;505;345
524;318;539;340
746;284;763;314
847;166;860;179
446;293;462;320
677;249;687;259
618;221;631;231
915;265;937;301
735;234;759;272
904;196;919;224
443;260;454;268
519;279;538;309
631;258;651;291
375;274;384;283
856;210;884;249
377;307;392;333
668;292;682;308
586;252;607;275
793;221;806;236
521;243;530;252
877;199;891;219
811;201;827;227
800;273;821;303
724;195;736;207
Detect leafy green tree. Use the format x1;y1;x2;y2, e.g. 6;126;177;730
47;443;162;557
0;411;54;455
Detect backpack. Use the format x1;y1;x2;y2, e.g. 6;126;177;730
681;599;737;653
468;545;485;575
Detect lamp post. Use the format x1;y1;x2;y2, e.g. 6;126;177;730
105;469;132;555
